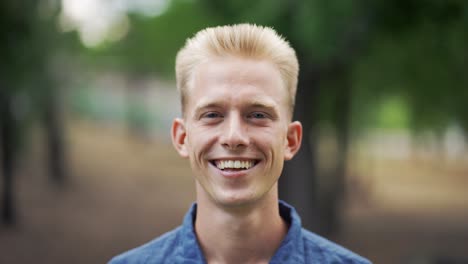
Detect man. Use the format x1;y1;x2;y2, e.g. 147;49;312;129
110;24;371;264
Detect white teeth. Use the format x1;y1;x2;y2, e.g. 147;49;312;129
215;160;255;170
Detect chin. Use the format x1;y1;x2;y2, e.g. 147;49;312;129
213;190;261;208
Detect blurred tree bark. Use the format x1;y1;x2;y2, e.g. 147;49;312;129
321;63;353;236
0;0;67;225
280;61;321;231
0;88;16;224
43;84;66;185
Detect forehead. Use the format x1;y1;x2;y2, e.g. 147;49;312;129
186;56;288;107
195;56;281;86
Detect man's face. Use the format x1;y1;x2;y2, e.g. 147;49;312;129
172;56;302;207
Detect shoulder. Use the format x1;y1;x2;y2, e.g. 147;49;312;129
301;229;372;264
108;227;182;264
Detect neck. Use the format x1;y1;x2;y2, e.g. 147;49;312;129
195;184;288;264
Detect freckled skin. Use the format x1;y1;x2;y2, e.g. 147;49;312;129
172;56;302;208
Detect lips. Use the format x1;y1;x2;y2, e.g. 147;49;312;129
210;159;259;171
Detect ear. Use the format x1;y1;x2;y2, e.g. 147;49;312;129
284;121;302;160
171;118;189;158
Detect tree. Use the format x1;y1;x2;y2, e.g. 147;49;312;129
1;0;66;224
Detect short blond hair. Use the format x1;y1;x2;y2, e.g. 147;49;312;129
175;24;299;115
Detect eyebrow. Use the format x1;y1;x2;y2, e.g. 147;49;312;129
248;100;277;112
193;98;279;118
250;100;280;119
193;101;225;118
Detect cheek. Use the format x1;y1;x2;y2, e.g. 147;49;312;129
186;126;217;156
253;130;287;157
257;126;287;144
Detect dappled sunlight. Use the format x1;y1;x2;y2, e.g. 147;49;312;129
59;0;170;47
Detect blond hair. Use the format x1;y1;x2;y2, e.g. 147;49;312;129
175;23;299;115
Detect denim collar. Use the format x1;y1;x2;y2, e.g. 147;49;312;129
176;200;305;263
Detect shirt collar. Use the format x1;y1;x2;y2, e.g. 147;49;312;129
177;200;304;263
270;200;305;263
177;203;206;263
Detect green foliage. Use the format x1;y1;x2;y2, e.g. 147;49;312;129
86;0;222;76
290;0;364;62
0;0;62;111
1;2;44;90
374;96;409;129
352;0;468;133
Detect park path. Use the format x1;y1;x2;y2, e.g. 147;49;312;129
0;120;195;264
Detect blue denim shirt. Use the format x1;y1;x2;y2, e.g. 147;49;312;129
109;201;371;263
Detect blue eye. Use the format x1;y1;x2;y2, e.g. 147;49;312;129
250;112;267;119
203;112;222;118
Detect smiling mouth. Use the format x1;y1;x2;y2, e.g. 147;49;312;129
210;159;259;171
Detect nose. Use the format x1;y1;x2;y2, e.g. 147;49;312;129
220;114;249;150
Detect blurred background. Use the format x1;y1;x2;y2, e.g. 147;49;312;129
1;0;468;263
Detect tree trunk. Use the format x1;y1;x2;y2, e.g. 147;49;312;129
322;69;352;236
43;86;66;185
0;89;15;225
279;63;321;231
